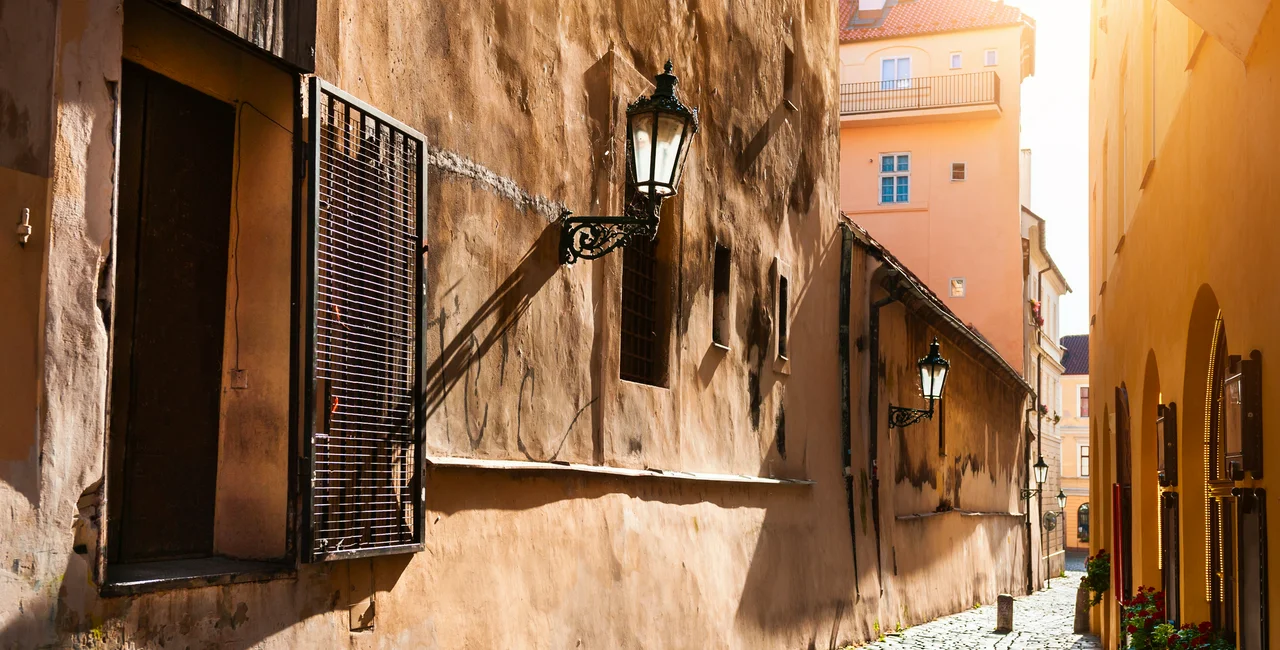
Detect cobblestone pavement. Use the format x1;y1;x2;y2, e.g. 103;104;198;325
855;573;1102;650
1066;550;1087;573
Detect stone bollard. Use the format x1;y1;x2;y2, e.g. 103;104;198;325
1074;585;1091;634
995;594;1014;633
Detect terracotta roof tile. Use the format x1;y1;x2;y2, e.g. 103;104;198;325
839;0;1029;43
1060;334;1089;375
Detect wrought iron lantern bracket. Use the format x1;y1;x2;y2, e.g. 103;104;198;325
559;193;662;264
888;405;934;429
1020;487;1043;499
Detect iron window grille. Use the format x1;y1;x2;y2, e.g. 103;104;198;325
304;78;426;562
620;233;662;385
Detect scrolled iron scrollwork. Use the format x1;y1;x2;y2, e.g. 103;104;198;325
887;406;934;429
559;194;661;265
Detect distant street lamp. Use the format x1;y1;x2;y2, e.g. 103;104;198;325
888;338;951;428
560;61;700;264
1057;489;1067;510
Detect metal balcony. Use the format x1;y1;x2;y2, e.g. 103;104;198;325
840;71;1000;118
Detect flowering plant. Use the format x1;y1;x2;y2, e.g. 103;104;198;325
1029;300;1045;327
1039;404;1049;417
1082;550;1110;606
1122;586;1234;650
1120;587;1166;649
1150;621;1234;650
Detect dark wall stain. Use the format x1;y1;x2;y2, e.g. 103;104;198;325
745;293;771;430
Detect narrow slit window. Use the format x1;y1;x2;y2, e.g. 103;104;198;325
777;275;790;360
712;244;731;348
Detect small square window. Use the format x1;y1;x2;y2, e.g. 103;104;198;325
952;163;966;181
949;277;966;298
950;52;962;69
985;49;998;67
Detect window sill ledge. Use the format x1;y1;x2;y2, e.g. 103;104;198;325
426;456;814;486
895;510;1023;521
102;557;294;597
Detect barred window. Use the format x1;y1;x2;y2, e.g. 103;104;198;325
305;79;426;561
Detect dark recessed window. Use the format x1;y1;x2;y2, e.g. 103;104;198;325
621;235;664;385
777;275;790;360
712;245;731;347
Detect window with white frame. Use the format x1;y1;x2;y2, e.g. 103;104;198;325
1079;444;1090;477
880;57;912;90
879;153;910;204
1079;385;1090;417
984;49;998;66
951;162;966;181
950;52;962;69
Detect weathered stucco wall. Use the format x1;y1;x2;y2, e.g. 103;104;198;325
0;0;1033;647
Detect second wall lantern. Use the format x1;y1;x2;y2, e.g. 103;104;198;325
889;338;951;429
560;61;700;264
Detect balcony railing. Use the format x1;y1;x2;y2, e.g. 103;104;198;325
840;71;1000;116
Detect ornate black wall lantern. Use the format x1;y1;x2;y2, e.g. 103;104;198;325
1056;489;1068;510
560;61;700;264
1157;402;1178;487
1224;350;1263;480
1021;456;1049;498
888;338;950;429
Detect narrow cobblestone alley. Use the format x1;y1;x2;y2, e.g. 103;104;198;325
855;573;1101;650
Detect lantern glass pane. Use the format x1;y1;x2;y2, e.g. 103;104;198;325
670;125;693;191
631;111;656;187
919;364;932;399
929;365;947;399
1034;461;1048;485
651;114;686;191
1225;374;1243;456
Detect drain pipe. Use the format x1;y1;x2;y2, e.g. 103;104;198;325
867;275;902;595
838;227;860;597
1024;407;1035;595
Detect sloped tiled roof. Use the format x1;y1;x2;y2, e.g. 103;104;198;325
840;0;1029;43
1060;334;1089;375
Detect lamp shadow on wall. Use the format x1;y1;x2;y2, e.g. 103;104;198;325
420;221;559;422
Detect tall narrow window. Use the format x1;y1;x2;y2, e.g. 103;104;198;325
880;57;911;90
1080;385;1090;417
777;275;790;360
621;235;663;384
306;78;426;562
712;244;731;348
879;153;910;204
1080;445;1090;477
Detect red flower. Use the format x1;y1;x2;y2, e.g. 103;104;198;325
1126;625;1137;633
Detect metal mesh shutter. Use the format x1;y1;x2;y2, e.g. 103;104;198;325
305;79;425;561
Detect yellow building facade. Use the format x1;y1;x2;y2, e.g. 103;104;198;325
1089;0;1278;647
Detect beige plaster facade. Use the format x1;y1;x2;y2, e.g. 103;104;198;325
837;20;1035;369
1060;369;1090;552
0;0;1034;646
1088;0;1280;647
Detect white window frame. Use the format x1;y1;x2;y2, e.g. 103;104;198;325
878;152;911;204
984;49;998;67
950;52;962;69
1078;384;1090;418
1079;444;1090;478
951;162;967;181
880;56;912;90
948;277;966;298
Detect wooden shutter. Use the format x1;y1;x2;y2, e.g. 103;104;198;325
1161;492;1181;623
303;78;427;561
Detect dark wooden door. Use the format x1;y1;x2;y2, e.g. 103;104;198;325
112;61;234;562
1115;386;1134;599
